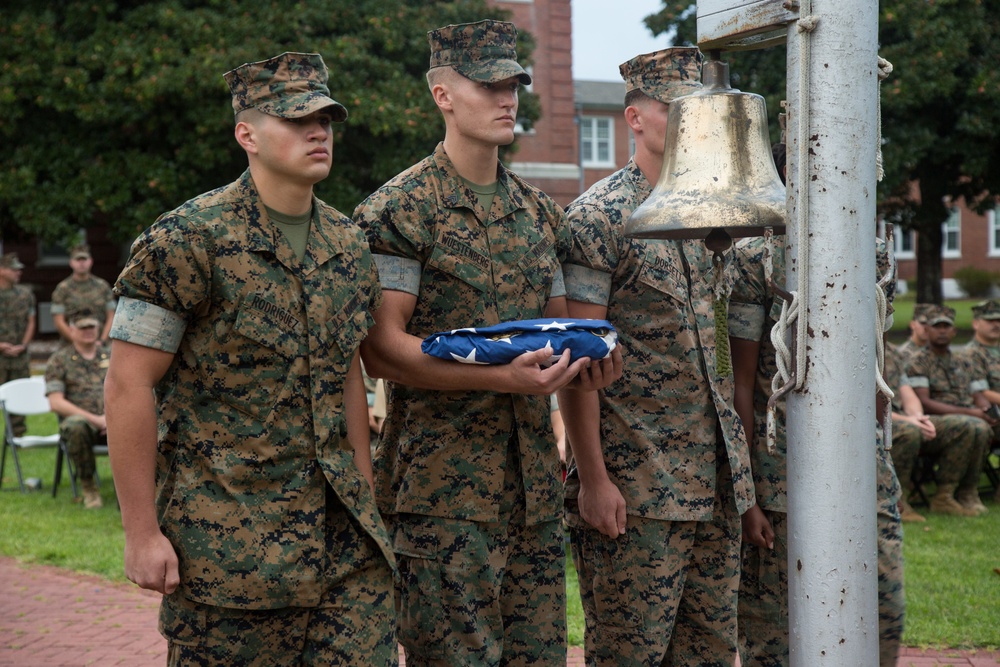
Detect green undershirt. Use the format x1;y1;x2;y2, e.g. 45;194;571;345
266;205;312;262
462;177;498;219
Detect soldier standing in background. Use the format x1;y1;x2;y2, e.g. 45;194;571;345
45;309;109;509
104;52;397;665
50;244;116;345
356;19;620;666
0;252;35;437
558;48;754;666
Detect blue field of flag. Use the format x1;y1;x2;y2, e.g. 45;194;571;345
421;318;618;365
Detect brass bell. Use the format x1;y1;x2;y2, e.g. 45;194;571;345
624;55;786;250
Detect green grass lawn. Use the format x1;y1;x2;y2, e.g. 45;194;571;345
2;413;997;649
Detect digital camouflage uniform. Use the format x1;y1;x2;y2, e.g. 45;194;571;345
44;342;109;481
113;146;396;663
50;273;116;334
564;148;753;665
886;342;976;499
353;19;568;666
0;267;34;436
355;142;570;664
884;342;926;502
729;235;904;667
906;343;990;495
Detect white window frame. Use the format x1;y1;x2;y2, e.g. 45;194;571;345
893;227;916;260
942;207;961;259
580;116;615;168
988;206;1000;257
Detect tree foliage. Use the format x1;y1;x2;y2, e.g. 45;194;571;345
0;0;539;244
646;0;1000;303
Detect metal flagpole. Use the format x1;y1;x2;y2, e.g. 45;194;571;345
783;0;881;663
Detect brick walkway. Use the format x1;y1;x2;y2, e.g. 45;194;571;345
1;557;996;666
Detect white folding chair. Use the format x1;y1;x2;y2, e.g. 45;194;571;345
0;376;61;493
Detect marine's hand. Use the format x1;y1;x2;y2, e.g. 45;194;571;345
578;476;627;539
741;504;774;549
570;346;623;392
505;347;591;395
124;531;180;595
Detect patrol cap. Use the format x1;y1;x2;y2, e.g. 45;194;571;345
924;304;956;326
620;47;704;104
971;299;1000;321
911;303;933;324
70;243;91;260
0;252;25;270
427;20;532;85
224;52;347;122
68;308;100;329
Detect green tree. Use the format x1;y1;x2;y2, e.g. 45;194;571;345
0;0;539;245
646;0;1000;304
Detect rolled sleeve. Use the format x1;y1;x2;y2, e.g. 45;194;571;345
907;375;929;389
728;301;766;341
563;263;611;306
373;254;421;296
109;297;186;353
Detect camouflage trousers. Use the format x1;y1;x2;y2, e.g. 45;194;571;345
160;487;397;667
387;443;566;667
0;362;30;437
59;415;104;480
891;414;985;494
739;444;904;667
567;456;741;667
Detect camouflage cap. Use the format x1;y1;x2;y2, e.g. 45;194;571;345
972;299;1000;320
224;52;347;121
0;252;25;270
924;304;956;326
428;19;532;85
620;47;704;104
70;243;91;260
911;303;933;324
68;308;100;328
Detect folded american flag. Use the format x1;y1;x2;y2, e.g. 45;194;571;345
421;318;618;365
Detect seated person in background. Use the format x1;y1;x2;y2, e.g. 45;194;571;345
44;309;110;509
883;337;936;523
961;298;1000;502
906;304;992;516
896;303;931;365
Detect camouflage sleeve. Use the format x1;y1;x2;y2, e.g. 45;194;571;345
44;353;65;396
960;347;990;393
102;278;118;312
372;254;421;295
49;282;67;314
562;202;617;306
354;186;429;271
728;238;768;341
905;351;929;388
112;213;212;350
547;197;572;299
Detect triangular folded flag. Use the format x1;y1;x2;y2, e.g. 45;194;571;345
421;318;618;365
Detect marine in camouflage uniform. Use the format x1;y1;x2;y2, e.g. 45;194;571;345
0;252;35;437
895;303;931;366
906;304;991;516
106;53;397;666
44;309;109;508
50;244;116;344
962;299;1000;501
729;234;905;667
559;48;753;667
355;20;621;667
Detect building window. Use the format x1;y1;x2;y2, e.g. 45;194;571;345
989;206;1000;257
942;207;960;259
580;116;614;168
893;227;916;260
36;233;85;267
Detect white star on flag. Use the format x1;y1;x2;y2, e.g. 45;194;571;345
535;320;572;331
450;348;489;365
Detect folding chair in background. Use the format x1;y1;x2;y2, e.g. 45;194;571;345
0;376;61;493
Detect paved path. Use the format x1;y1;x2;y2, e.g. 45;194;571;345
1;557;996;666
